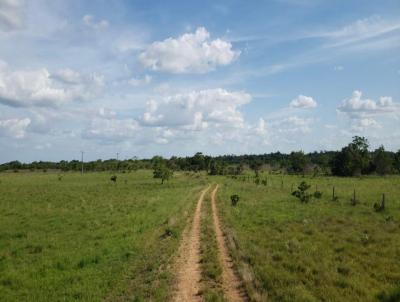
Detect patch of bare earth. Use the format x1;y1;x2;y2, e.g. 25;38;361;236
172;186;210;302
211;185;246;302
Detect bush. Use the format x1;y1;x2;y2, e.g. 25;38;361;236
292;181;312;203
231;194;239;206
313;191;323;199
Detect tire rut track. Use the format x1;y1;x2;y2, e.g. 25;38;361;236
172;186;210;302
211;185;245;302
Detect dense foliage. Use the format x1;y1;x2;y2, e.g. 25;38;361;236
1;137;400;176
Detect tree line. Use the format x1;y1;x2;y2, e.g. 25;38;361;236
1;137;400;177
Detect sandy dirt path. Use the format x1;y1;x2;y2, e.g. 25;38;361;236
172;186;209;302
211;185;245;302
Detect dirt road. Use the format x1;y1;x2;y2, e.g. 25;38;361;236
172;185;244;301
211;185;244;302
172;186;209;302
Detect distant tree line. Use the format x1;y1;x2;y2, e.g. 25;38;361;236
1;137;400;177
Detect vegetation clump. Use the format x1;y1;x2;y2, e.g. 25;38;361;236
152;157;173;184
230;194;240;206
313;191;323;199
110;175;117;182
292;181;312;203
374;194;385;212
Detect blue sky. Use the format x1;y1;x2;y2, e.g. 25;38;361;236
0;0;399;162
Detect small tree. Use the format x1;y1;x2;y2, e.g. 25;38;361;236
292;181;312;203
153;164;173;184
231;194;239;206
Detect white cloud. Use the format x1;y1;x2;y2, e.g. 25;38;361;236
337;90;398;116
276;116;313;133
334;65;344;71
0;0;24;31
52;68;82;84
82;118;138;142
0;117;30;138
338;91;399;134
128;74;152;86
83;14;109;30
255;118;267;135
0;64;104;108
289;95;317;108
351;118;381;132
140;88;251;128
138;27;240;73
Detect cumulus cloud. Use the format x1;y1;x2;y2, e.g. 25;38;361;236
140;88;251;128
79;88;262;148
337;90;398;116
0;0;24;31
289;95;317;108
0;117;30;138
138;27;240;73
83;14;109;30
0;63;104;108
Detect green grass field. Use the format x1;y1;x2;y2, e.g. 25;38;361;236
217;174;400;301
0;171;206;301
1;171;400;302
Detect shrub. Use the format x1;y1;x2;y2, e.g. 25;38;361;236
231;194;239;206
313;191;322;199
292;181;312;203
110;175;117;182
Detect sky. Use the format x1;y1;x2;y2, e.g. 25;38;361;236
0;0;399;163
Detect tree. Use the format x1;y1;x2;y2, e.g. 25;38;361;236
292;181;312;203
289;151;309;174
394;150;400;173
153;164;173;184
373;146;393;175
190;152;206;171
250;160;262;177
332;136;370;176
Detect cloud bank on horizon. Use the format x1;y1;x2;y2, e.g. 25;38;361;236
0;0;399;162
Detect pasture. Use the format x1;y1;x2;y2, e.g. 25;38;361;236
1;171;399;301
218;174;400;301
0;171;206;301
